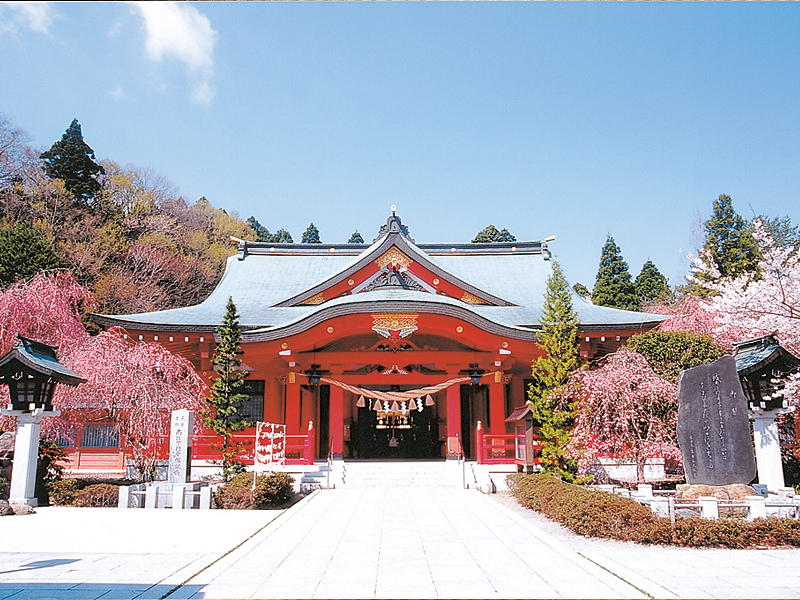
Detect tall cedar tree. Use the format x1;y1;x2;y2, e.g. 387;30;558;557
701;194;760;281
203;297;252;482
40;119;105;203
527;260;582;482
301;223;321;244
0;223;61;287
634;260;669;306
472;224;516;243
348;230;365;244
592;235;639;311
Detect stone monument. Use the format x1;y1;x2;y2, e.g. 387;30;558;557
676;355;756;486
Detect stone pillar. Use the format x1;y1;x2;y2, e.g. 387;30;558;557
168;409;194;484
329;384;344;459
446;384;462;459
3;408;59;507
752;412;785;491
285;375;301;435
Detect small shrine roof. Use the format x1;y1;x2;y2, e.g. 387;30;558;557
0;336;85;386
734;333;800;377
94;211;665;339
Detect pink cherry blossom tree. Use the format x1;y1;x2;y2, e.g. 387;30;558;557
561;348;679;484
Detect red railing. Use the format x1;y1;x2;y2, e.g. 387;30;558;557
476;421;541;465
189;421;315;466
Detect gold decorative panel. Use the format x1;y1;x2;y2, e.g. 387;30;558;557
300;293;325;305
460;291;488;305
376;248;413;271
372;313;418;332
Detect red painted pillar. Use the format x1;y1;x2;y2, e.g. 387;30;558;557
489;375;507;459
329;384;344;459
476;420;484;464
446;383;462;459
285;375;301;435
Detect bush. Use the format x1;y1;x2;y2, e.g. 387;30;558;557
215;471;295;510
47;479;81;506
507;473;800;548
73;483;119;507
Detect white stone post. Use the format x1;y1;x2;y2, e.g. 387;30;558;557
746;495;767;521
2;408;60;507
751;411;786;492
698;496;718;519
172;485;186;510
118;486;130;509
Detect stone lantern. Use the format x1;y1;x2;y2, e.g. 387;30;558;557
0;336;85;506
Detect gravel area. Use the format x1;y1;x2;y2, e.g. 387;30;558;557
488;490;645;553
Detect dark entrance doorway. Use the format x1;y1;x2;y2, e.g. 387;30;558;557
355;402;438;459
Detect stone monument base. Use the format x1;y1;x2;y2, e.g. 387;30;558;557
677;484;758;518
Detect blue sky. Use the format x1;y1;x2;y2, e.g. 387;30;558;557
2;2;799;290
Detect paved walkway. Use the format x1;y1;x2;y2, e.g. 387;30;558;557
0;488;799;599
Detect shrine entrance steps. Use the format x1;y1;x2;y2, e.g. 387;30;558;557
298;459;519;491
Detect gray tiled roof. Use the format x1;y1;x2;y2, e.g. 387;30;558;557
94;215;665;339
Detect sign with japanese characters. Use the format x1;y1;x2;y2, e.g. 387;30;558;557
677;356;756;486
254;422;286;472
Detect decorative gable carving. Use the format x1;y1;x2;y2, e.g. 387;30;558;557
376;248;413;271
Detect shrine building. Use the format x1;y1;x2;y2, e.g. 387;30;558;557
94;210;664;463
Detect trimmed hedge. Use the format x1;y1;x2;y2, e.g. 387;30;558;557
73;483;119;507
215;471;295;510
47;479;81;506
507;473;800;548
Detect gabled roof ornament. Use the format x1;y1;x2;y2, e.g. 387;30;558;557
373;206;415;243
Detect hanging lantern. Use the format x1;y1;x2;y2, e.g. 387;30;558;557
425;394;434;406
356;395;366;408
408;398;418;411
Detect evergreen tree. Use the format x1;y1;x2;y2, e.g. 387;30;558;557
301;223;321;244
527;260;582;482
592;235;639;311
572;282;590;300
755;214;800;249
246;216;271;242
348;230;364;244
0;223;61;288
471;224;517;243
275;228;293;243
202;297;252;482
634;260;669;306
701;194;760;279
40;119;105;203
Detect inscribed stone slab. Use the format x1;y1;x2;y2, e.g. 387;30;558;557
677;356;756;485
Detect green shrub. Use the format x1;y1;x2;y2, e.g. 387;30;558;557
507;473;800;548
47;478;81;506
73;483;119;507
215;471;295;510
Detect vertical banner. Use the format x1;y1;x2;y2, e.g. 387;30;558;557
255;422;286;473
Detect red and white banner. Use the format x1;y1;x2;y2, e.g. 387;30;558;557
254;422;286;472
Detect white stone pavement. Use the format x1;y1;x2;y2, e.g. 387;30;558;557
0;488;799;599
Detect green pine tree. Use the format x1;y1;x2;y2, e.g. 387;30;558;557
275;228;293;243
0;223;62;288
701;194;760;280
572;282;590;300
471;224;517;243
592;235;639;311
527;260;582;482
634;260;670;306
40;119;105;203
202;297;252;482
301;223;321;244
348;230;364;244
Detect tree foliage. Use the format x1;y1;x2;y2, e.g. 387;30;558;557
527;260;582;481
0;223;61;288
634;260;669;306
699;194;760;283
202;297;251;482
301;222;321;244
472;224;516;243
39;119;105;203
592;235;639;311
247;216;293;243
561;348;680;484
572;282;590;300
625;330;725;384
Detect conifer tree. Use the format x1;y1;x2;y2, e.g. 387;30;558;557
348;230;364;244
0;223;61;287
592;235;639;311
701;194;760;279
203;297;252;482
634;260;669;306
527;260;582;482
275;228;293;243
301;223;321;244
40;119;105;203
572;282;590;300
471;224;517;243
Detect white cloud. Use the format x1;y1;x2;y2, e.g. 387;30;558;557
1;2;56;35
133;2;218;104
